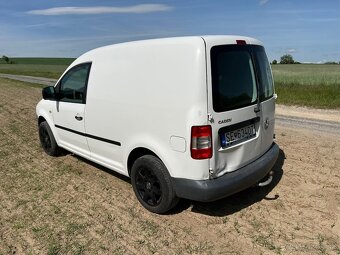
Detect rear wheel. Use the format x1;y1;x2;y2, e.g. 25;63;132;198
131;155;179;214
39;121;61;156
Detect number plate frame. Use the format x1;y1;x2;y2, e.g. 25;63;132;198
219;117;259;148
224;124;256;147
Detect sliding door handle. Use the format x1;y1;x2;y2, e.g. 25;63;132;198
75;115;83;121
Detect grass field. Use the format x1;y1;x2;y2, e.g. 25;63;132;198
0;58;74;79
0;59;340;108
0;64;68;79
0;57;75;65
272;64;340;108
0;77;339;254
272;64;340;87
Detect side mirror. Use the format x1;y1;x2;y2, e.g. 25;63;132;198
42;86;56;100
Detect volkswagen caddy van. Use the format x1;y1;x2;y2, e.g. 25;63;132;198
36;36;279;213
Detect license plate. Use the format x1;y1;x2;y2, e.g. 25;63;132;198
222;124;256;147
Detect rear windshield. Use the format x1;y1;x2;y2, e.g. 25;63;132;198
211;45;274;112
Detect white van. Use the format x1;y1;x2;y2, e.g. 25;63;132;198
36;36;279;213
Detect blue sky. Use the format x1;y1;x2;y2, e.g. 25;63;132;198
0;0;339;62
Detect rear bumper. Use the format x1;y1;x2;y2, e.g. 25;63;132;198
172;143;279;202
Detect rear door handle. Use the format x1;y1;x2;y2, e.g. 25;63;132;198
75;115;83;121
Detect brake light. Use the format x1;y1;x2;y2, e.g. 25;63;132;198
236;40;247;45
191;125;212;159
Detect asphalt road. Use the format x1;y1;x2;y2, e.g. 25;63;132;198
1;73;339;136
276;114;340;135
0;73;56;86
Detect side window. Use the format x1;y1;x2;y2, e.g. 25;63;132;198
254;49;274;101
58;63;91;103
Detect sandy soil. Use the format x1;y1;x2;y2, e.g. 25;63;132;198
0;78;339;254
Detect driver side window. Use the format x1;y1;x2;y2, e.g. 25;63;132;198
58;63;91;104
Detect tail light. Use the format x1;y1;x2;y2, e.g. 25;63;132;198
191;125;212;159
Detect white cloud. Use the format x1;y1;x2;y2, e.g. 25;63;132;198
287;48;297;53
259;0;270;6
27;4;173;15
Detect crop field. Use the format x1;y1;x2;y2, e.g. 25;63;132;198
272;64;340;108
0;58;75;65
1;60;340;109
272;64;340;87
0;77;339;254
0;58;74;79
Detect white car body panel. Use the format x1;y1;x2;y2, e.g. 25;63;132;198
36;35;276;184
53;102;89;156
202;36;275;177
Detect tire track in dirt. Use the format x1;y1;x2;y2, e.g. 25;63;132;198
0;73;56;86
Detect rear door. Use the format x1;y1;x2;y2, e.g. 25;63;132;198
252;48;276;151
205;41;275;178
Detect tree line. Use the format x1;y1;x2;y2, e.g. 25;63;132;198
1;55;14;64
272;54;298;64
272;54;340;65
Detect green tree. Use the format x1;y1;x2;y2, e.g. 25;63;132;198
2;55;10;63
272;59;277;64
280;54;295;64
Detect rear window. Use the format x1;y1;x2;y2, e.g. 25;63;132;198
211;45;274;112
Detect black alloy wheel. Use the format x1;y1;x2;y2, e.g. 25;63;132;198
135;167;162;206
38;121;61;156
131;155;179;214
39;125;52;152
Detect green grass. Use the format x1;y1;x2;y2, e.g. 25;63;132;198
0;57;75;65
275;83;340;109
272;64;340;87
0;64;67;79
0;57;74;79
1;59;340;108
272;64;340;109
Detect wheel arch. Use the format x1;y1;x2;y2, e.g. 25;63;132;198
36;106;59;144
38;116;46;125
127;147;159;177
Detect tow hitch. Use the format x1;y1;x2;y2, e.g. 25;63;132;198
257;170;274;187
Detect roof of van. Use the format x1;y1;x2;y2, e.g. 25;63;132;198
202;35;263;46
75;35;263;64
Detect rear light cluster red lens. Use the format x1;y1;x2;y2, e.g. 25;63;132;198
191;125;212;159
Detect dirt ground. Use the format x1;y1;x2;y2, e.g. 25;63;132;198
0;78;339;255
276;104;340;123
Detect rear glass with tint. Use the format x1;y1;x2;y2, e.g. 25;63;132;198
211;45;274;112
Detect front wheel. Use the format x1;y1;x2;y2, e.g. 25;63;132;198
131;155;179;214
39;121;61;156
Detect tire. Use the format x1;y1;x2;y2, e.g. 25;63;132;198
38;121;61;157
131;155;179;214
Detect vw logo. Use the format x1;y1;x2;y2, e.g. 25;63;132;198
264;118;269;129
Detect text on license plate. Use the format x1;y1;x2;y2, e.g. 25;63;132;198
222;124;256;147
